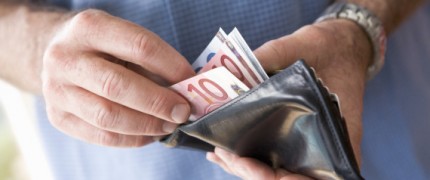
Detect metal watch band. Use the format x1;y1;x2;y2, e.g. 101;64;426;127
316;2;387;80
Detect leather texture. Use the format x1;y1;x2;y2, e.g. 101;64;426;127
161;60;363;180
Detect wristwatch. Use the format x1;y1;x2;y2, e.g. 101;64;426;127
316;2;387;80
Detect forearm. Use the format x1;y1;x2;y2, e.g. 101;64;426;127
346;0;425;34
0;1;70;93
313;0;425;163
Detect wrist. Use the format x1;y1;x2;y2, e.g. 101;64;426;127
314;19;372;75
316;2;387;80
0;3;72;93
23;7;71;93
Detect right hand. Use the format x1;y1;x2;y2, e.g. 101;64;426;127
42;9;195;147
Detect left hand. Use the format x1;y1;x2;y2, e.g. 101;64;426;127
208;19;373;179
254;19;372;163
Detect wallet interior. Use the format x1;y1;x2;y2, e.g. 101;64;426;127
161;60;363;180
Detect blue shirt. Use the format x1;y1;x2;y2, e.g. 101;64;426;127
35;0;430;179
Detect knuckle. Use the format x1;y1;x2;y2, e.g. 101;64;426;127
95;130;120;146
131;31;160;63
265;39;287;60
68;9;107;41
94;101;119;129
42;85;56;104
44;44;64;67
100;69;129;99
70;9;105;29
43;43;75;73
170;59;194;81
42;80;65;104
46;107;66;129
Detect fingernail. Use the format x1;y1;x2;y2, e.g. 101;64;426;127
162;122;177;133
171;104;189;123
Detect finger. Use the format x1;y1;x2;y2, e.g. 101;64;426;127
55;53;190;124
275;169;313;180
60;85;179;135
215;148;283;180
279;174;313;180
253;35;304;73
68;9;195;83
206;152;234;174
214;148;268;179
254;25;331;73
46;107;153;147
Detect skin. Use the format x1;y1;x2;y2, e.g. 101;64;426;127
0;0;425;179
1;4;196;146
41;10;195;146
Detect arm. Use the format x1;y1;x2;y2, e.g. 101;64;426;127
0;1;69;93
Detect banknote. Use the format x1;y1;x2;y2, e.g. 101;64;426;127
171;67;249;121
192;29;226;72
198;48;255;88
193;28;266;88
228;28;269;80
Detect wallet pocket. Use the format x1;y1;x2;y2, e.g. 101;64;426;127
161;60;363;180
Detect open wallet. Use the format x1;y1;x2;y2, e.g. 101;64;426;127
160;60;363;180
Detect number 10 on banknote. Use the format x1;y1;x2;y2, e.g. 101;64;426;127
171;67;249;121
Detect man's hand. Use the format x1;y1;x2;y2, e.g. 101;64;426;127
255;19;372;162
207;19;372;178
42;9;195;147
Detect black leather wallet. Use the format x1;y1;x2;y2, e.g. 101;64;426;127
161;60;363;180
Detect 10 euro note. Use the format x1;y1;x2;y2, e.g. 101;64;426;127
198;48;256;88
171;67;249;121
193;28;267;88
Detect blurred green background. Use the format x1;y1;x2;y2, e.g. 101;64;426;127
0;103;21;180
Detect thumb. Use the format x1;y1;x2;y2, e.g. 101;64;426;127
253;35;305;73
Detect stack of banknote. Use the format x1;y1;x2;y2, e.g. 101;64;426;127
171;28;269;121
